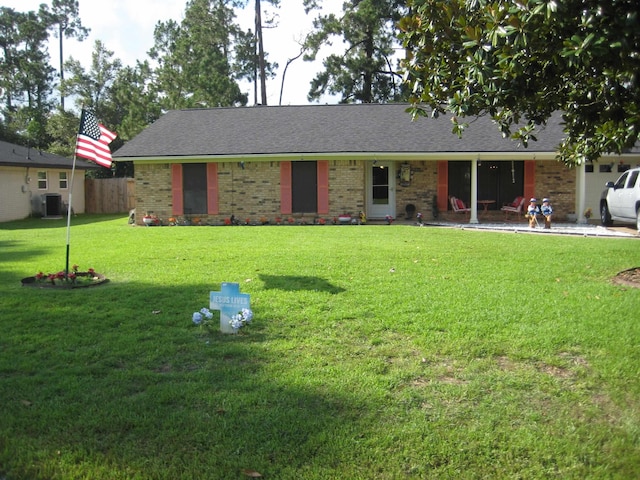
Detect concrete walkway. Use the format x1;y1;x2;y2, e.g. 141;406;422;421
423;221;638;238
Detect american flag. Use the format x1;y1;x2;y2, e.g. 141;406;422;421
75;109;117;168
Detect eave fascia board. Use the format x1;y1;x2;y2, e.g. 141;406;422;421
598;153;640;162
0;161;96;170
119;151;561;164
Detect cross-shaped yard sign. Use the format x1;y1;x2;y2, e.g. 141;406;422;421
210;282;251;334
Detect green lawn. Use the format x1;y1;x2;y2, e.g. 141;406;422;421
1;215;639;479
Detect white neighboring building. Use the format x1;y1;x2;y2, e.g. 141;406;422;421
0;141;99;223
584;160;640;218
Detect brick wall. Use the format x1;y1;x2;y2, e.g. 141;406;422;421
135;160;369;225
217;162;281;219
394;161;439;220
134;159;573;225
135;163;172;219
535;160;575;218
328;160;365;217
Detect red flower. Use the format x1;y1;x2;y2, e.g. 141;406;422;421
88;268;95;275
35;272;44;280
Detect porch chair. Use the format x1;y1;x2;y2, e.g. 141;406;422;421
500;196;525;220
450;196;471;216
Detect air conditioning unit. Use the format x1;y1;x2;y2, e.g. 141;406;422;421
42;193;63;218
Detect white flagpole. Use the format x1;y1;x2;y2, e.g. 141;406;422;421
65;151;77;277
65;108;115;276
66;108;83;277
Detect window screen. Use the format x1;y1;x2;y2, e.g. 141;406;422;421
182;164;207;215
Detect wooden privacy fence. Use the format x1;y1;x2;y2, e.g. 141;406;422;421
85;178;135;214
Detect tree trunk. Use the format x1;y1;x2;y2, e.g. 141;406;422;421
255;0;267;105
59;24;65;111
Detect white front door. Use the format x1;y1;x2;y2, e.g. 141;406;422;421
367;161;395;219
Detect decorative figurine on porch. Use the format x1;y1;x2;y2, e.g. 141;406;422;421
540;198;553;229
526;198;540;228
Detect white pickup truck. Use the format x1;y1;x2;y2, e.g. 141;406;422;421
600;167;640;232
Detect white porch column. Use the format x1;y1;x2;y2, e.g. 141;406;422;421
470;158;479;224
576;162;587;224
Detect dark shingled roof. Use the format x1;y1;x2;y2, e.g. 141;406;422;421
114;103;575;160
0;141;99;169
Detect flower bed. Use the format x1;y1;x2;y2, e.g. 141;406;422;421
21;267;108;289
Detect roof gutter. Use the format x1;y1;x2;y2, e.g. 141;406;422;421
116;151;571;164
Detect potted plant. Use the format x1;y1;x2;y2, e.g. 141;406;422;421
338;213;352;224
142;212;160;226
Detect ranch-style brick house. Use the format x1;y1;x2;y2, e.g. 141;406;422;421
0;140;98;223
113;103;640;225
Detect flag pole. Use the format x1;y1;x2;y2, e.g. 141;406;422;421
67;107;117;276
65;150;78;277
66;106;84;277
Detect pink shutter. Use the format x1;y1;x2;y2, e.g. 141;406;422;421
524;160;536;201
171;164;183;215
207;163;219;214
280;161;292;214
317;160;329;214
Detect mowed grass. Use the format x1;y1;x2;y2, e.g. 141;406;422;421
0;215;639;479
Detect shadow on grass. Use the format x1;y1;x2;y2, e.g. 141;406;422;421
0;214;126;231
0;240;52;286
259;274;345;294
0;240;20;260
0;282;360;478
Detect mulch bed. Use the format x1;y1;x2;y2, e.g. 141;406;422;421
613;267;640;288
21;272;108;289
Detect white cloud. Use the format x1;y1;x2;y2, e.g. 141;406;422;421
4;0;341;105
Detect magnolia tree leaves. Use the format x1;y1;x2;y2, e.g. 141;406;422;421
399;0;640;165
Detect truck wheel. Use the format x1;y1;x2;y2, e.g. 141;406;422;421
601;202;613;226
